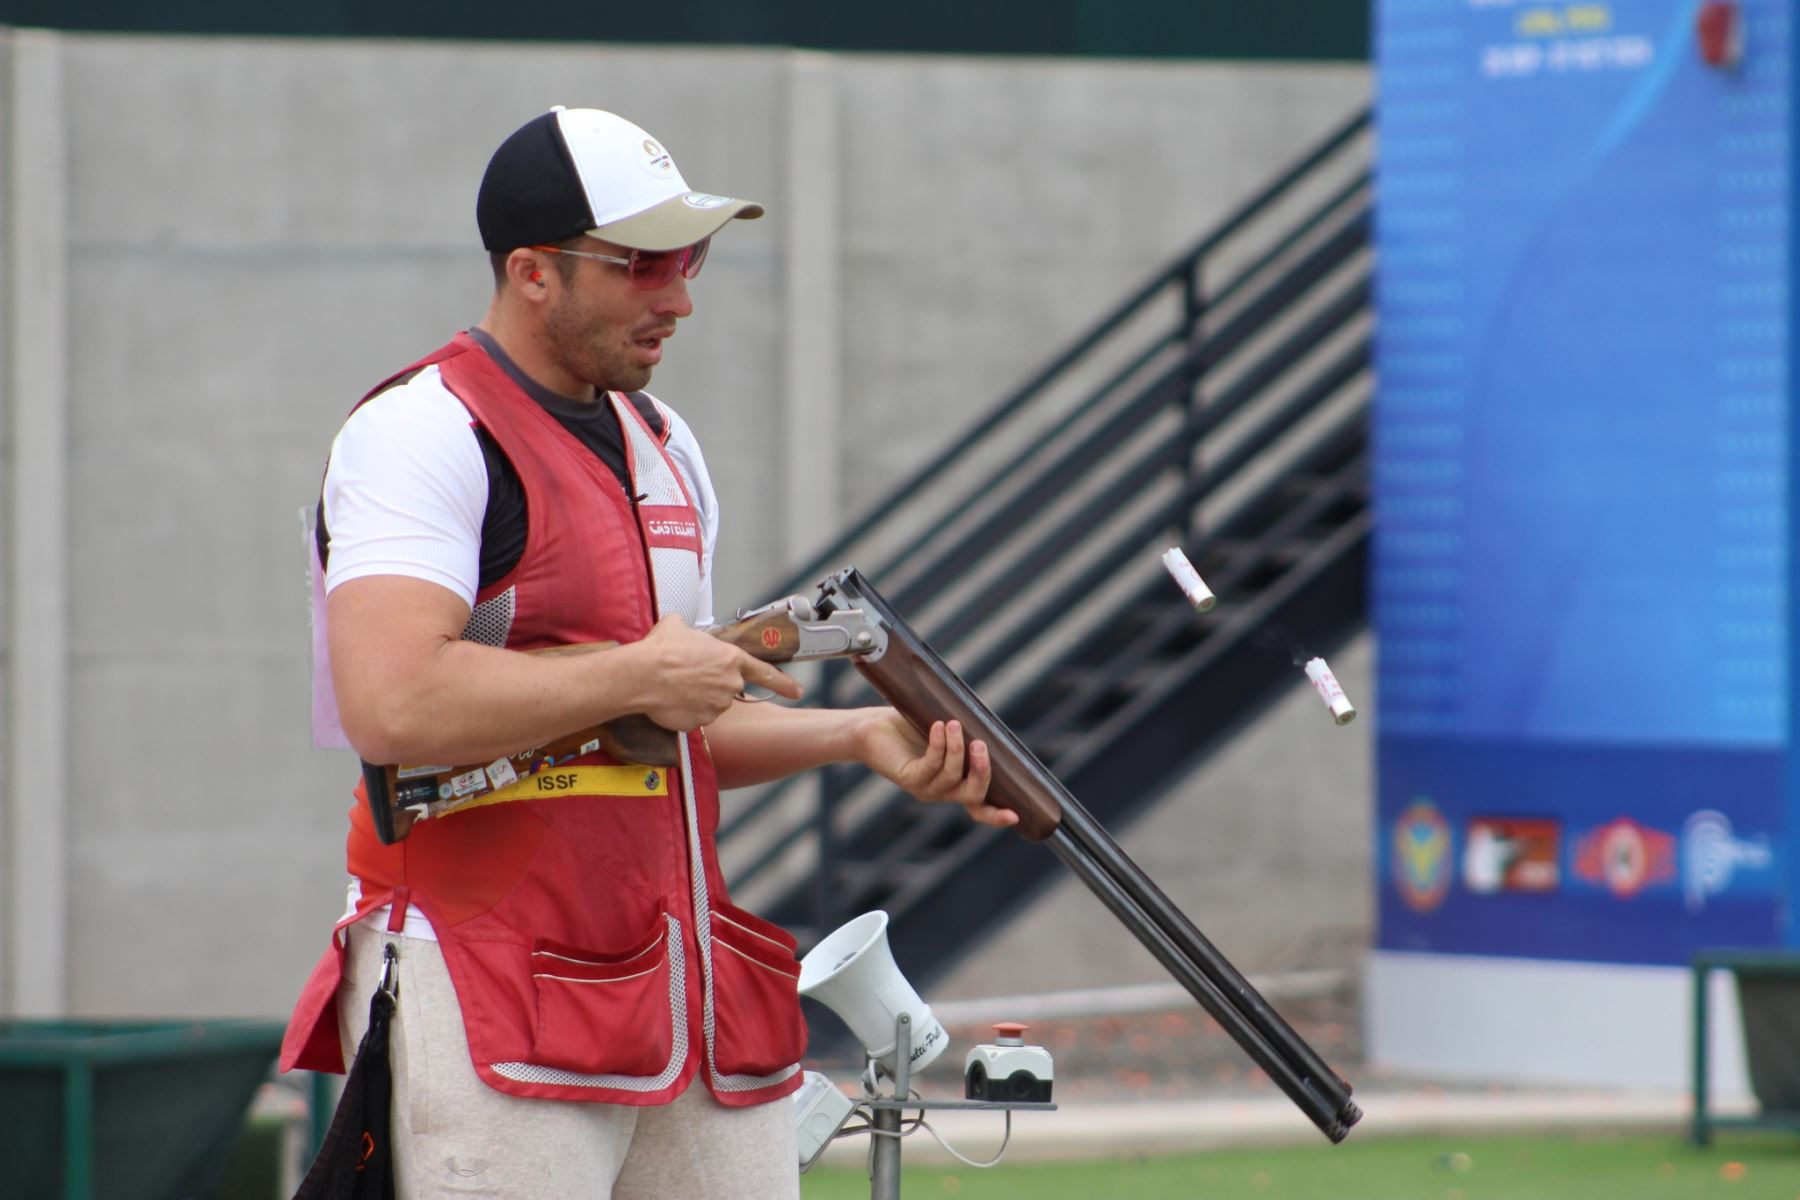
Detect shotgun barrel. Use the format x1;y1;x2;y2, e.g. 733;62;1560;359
815;566;1361;1143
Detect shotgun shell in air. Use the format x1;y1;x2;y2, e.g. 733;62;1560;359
1304;657;1356;725
1160;548;1216;611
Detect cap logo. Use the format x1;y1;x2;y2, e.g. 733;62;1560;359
640;138;675;177
683;193;732;210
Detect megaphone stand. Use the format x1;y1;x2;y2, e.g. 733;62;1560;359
849;1013;1056;1200
796;910;1055;1195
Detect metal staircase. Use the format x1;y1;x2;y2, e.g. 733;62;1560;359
716;108;1375;985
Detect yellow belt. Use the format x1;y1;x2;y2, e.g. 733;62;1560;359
431;764;669;819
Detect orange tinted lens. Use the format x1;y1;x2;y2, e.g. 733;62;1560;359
627;238;710;290
681;237;710;280
628;249;681;290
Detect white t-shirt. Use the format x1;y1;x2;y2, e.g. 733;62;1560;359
322;362;720;622
322;361;722;938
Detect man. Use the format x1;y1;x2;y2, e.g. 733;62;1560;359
281;106;1015;1198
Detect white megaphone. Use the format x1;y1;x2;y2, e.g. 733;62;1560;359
798;911;948;1078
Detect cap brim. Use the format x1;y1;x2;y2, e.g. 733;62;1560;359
592;192;764;251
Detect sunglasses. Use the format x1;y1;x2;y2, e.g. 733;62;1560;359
529;237;710;291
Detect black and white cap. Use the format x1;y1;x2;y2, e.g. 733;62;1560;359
477;107;763;253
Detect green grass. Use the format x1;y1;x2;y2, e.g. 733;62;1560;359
800;1131;1800;1199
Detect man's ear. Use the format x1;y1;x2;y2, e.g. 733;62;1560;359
507;248;548;297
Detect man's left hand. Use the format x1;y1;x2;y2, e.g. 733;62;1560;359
854;710;1016;829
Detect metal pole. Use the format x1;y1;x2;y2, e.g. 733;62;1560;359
894;1012;913;1098
868;1107;903;1200
869;1012;912;1200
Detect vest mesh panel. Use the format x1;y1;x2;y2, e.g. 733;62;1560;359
461;587;517;646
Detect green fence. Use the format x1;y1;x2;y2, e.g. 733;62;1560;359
1691;950;1800;1146
0;1019;289;1200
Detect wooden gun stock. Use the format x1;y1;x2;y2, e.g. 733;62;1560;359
851;633;1064;843
360;597;882;844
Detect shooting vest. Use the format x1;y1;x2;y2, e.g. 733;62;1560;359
280;333;807;1108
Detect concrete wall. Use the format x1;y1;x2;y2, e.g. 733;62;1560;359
0;26;1369;1019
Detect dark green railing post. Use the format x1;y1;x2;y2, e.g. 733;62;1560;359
310;1069;336;1156
63;1057;94;1200
1691;956;1711;1146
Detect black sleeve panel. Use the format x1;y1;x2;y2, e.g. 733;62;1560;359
475;423;529;591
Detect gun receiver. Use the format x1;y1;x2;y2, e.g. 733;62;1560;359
360;595;886;843
812;566;1362;1144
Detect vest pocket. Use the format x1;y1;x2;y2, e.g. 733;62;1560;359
529;916;673;1077
709;903;808;1077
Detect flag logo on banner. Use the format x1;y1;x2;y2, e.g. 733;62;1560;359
1573;817;1677;900
1394;798;1453;913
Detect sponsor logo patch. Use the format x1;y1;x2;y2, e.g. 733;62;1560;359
639;139;675;176
1572;817;1677;899
682;192;733;209
1462;815;1560;894
1393;798;1453;912
1681;809;1774;912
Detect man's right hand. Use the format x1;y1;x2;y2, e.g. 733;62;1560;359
630;614;803;731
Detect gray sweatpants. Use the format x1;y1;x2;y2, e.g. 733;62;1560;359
338;921;800;1199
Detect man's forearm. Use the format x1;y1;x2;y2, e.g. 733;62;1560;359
703;701;880;790
330;575;807;769
338;635;659;767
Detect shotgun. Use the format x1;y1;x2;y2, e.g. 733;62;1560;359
811;566;1363;1143
359;594;888;843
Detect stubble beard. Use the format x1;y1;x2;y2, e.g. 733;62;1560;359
546;297;653;396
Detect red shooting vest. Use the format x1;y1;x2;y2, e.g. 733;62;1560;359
280;333;806;1108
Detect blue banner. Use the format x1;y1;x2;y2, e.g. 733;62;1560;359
1374;0;1794;960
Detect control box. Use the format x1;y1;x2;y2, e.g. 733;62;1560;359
963;1022;1053;1103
